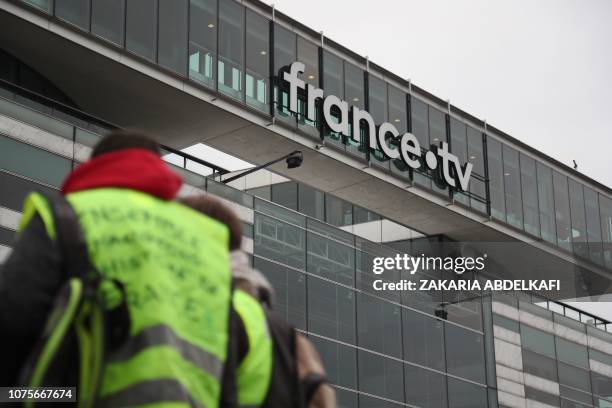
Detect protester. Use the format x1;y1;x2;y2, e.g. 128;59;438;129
0;131;237;407
179;194;336;408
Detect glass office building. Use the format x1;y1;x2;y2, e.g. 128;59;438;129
1;1;612;407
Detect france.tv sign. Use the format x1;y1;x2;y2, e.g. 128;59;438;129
282;62;473;191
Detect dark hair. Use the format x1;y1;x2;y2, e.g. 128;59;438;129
179;195;242;251
91;130;161;158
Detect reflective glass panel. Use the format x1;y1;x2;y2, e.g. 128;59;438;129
307;231;355;286
298;183;324;221
521;324;556;358
55;0;90;30
91;0;124;45
600;194;612;268
569;179;588;258
411;98;430;188
325;195;352;227
447;377;487;408
537;162;557;244
358;350;405;403
253;257;306;329
369;74;389;169
503;144;523;229
254;213;305;270
126;0;157;61
307;278;355;344
357;292;402;358
158;0;188;75
445;323;486;384
309;336;357;389
402;308;445;370
245;9;269;112
189;0;217;87
467;127;486;212
520;153;540;237
487;137;505;221
404;364;447;408
554;171;573;250
584;187;604;264
218;0;244;100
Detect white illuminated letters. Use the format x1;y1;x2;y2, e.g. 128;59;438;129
282;61;473;190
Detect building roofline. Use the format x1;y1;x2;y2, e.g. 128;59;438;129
244;0;612;196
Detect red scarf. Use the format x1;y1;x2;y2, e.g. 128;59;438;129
61;149;182;200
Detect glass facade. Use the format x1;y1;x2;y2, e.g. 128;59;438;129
1;86;612;407
17;0;612;268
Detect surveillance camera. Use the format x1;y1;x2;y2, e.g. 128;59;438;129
286;151;303;169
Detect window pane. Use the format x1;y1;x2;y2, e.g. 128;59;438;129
447;377;487;408
537;162;557;244
0;171;58;212
253;257;306;329
307;231;355;286
158;0;187;75
591;371;612;400
553;171;572;251
307;278;355;344
584;187;603;264
325;194;352;227
558;362;591;392
450;117;468;205
271;181;297;211
357;292;402;358
445;323;486;384
297;37;318;87
487;137;505;221
297;37;319;135
522;349;557;381
273;24;296;122
245;9;269;112
402;308;445;370
429;106;447;194
189;0;217;87
298;184;324;221
55;0;90;30
556;337;589;368
218;0;244;100
358;350;405;403
23;0;52;13
600;194;612;268
388;86;406;133
520;153;540;236
126;0;157;61
0;135;71;187
467;127;486;212
369;75;389;170
254;213;305;269
404;364;447;408
388;86;409;179
521;324;556;358
322;50;343;98
345;63;365;158
411;98;430;188
91;0;124;45
336;389;358;408
309;337;357;389
568;179;590;259
502;144;523;229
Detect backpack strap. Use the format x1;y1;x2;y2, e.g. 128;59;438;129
49;194;96;281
